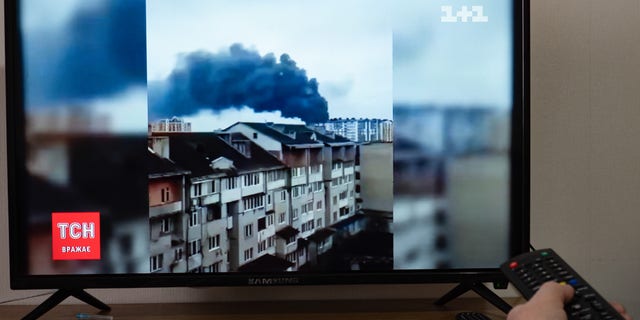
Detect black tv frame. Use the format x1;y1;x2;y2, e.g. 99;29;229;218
4;0;530;317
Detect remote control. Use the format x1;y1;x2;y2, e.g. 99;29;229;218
501;249;623;320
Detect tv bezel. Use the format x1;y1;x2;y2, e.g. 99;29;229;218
4;0;530;290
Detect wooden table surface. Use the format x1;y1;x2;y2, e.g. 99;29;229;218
0;298;523;320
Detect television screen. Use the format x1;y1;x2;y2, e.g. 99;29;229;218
6;0;528;289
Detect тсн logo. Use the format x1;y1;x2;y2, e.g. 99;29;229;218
51;212;101;260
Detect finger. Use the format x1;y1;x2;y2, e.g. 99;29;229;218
534;281;575;304
610;302;625;313
610;302;632;320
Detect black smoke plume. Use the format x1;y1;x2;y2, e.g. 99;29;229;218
149;44;329;124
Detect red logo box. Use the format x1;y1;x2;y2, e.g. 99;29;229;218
51;212;101;260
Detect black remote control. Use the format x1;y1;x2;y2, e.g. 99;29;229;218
501;249;623;320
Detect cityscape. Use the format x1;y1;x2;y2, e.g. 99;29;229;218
148;118;393;273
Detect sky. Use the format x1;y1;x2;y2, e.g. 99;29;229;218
19;0;513;133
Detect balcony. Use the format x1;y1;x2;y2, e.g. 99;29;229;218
149;201;182;219
200;193;220;206
187;253;203;270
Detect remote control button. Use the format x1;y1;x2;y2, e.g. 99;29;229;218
510;261;518;269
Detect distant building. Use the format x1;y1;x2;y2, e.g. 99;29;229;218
317;118;393;143
149;117;192;133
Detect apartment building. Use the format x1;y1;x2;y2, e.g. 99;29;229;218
148;149;191;273
317;118;393;143
149;132;290;272
223;123;359;268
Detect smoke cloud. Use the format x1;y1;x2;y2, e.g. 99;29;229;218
149;44;329;124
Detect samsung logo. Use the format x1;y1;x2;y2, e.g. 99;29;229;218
248;277;301;285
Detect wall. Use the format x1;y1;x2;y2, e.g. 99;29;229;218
2;0;640;317
529;0;640;316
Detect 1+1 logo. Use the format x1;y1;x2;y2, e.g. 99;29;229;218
441;5;488;23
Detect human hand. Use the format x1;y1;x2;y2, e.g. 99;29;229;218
507;281;633;320
507;281;574;320
610;301;633;320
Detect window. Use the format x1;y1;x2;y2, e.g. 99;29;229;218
332;162;342;171
253;132;258;139
286;252;297;263
161;187;171;203
267;213;275;226
267;194;272;205
268;236;275;248
292;186;300;198
291;167;305;177
208;235;220;251
188;240;201;256
243;173;260;187
292;208;299;220
312;182;323;192
316;201;323;210
150;254;163;272
310;164;321;174
279;212;286;224
258;240;267;253
340;191;348;200
302;202;313;214
206;204;222;221
223;177;239;190
267;170;285;182
243;194;264;211
333;196;338;205
279;190;287;202
200;265;215;273
189;211;199;227
316;218;322;228
244;224;253;239
160;217;172;233
258;217;266;231
193;183;202;197
301;220;315;233
244;248;254;261
175;248;184;261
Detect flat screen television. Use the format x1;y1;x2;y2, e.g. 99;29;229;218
4;0;529;318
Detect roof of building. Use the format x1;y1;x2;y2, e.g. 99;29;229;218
225;122;326;147
307;228;336;242
148;148;190;178
151;132;284;178
271;123;353;146
276;225;300;239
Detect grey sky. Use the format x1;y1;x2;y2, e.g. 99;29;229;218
20;0;513;132
148;0;512;123
147;0;394;122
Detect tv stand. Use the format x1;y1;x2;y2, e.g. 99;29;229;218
435;281;512;314
22;289;110;320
